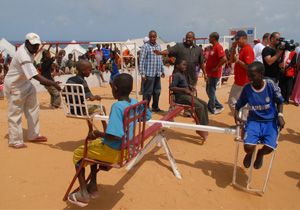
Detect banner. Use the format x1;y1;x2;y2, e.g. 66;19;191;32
229;27;256;47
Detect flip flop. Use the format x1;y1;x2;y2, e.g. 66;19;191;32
29;136;48;142
9;143;27;149
67;192;89;208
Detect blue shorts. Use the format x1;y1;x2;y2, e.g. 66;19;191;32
244;120;278;149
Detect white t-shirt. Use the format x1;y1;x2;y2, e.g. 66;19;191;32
295;46;300;54
253;43;265;63
4;44;38;91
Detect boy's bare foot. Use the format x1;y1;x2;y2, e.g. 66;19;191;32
68;191;89;207
243;153;253;168
254;150;264;169
196;131;208;140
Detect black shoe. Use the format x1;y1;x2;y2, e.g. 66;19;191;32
254;150;264;169
152;108;164;113
243;153;253;168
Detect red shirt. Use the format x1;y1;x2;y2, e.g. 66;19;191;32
234;44;254;86
205;43;225;78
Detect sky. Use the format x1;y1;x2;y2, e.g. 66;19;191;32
0;0;299;42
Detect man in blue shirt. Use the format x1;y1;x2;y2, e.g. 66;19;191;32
235;62;285;169
139;30;165;112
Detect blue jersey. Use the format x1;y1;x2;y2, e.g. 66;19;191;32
110;60;120;81
102;98;152;150
101;48;111;61
235;80;284;121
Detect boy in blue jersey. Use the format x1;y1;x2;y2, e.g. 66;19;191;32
108;51;120;89
234;62;285;170
68;73;151;207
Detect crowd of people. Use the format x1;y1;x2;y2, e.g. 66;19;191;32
1;30;300;207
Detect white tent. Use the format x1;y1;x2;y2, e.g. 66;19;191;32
63;40;86;60
0;38;16;57
124;36;170;52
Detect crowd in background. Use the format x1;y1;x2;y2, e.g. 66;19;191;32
1;33;300;107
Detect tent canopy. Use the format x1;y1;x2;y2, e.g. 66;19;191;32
63;40;87;60
0;38;16;57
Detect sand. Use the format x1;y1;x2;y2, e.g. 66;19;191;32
0;77;299;209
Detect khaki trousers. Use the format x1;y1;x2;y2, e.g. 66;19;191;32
4;83;40;145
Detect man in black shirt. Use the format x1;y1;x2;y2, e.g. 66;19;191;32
154;31;204;87
262;32;284;83
41;50;61;108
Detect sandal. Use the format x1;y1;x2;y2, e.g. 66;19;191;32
29;136;48;142
67;192;89;207
9;143;27;149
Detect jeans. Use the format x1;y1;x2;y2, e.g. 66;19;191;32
206;77;223;112
142;76;161;109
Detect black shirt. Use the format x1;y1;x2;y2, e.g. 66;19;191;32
66;75;93;98
168;43;204;86
41;58;55;81
65;75;93;115
262;46;282;79
169;72;189;100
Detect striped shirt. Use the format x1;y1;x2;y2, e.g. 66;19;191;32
139;42;164;77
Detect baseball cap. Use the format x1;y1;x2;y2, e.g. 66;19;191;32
231;30;247;41
25;32;41;45
143;36;149;44
254;38;261;43
88;44;94;48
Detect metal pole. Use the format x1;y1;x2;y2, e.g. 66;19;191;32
134;43;138;99
93;115;237;136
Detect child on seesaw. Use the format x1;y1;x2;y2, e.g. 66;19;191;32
67;73;151;207
169;59;209;140
234;61;285;169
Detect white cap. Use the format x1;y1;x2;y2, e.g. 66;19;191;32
25;32;41;45
143;36;149;44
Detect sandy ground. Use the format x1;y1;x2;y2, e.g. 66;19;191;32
0;77;299;209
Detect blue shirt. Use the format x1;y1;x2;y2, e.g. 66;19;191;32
102;98;152;150
235;80;284;121
110;60;120;80
139;42;164;77
101;48;111;61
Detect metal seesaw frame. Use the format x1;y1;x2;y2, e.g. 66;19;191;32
94;113;238;180
232;125;277;195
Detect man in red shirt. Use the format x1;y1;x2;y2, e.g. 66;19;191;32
205;32;227;114
228;30;255;116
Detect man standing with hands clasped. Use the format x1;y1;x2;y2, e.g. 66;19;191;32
4;33;61;149
139;30;165;112
205;32;227;115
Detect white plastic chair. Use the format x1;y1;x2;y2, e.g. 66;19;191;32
60;83;105;132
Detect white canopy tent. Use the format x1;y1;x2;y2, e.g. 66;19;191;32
63;40;86;59
0;38;16;57
124;36;170;52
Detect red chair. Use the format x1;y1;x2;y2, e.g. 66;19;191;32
63;100;148;201
168;75;200;124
